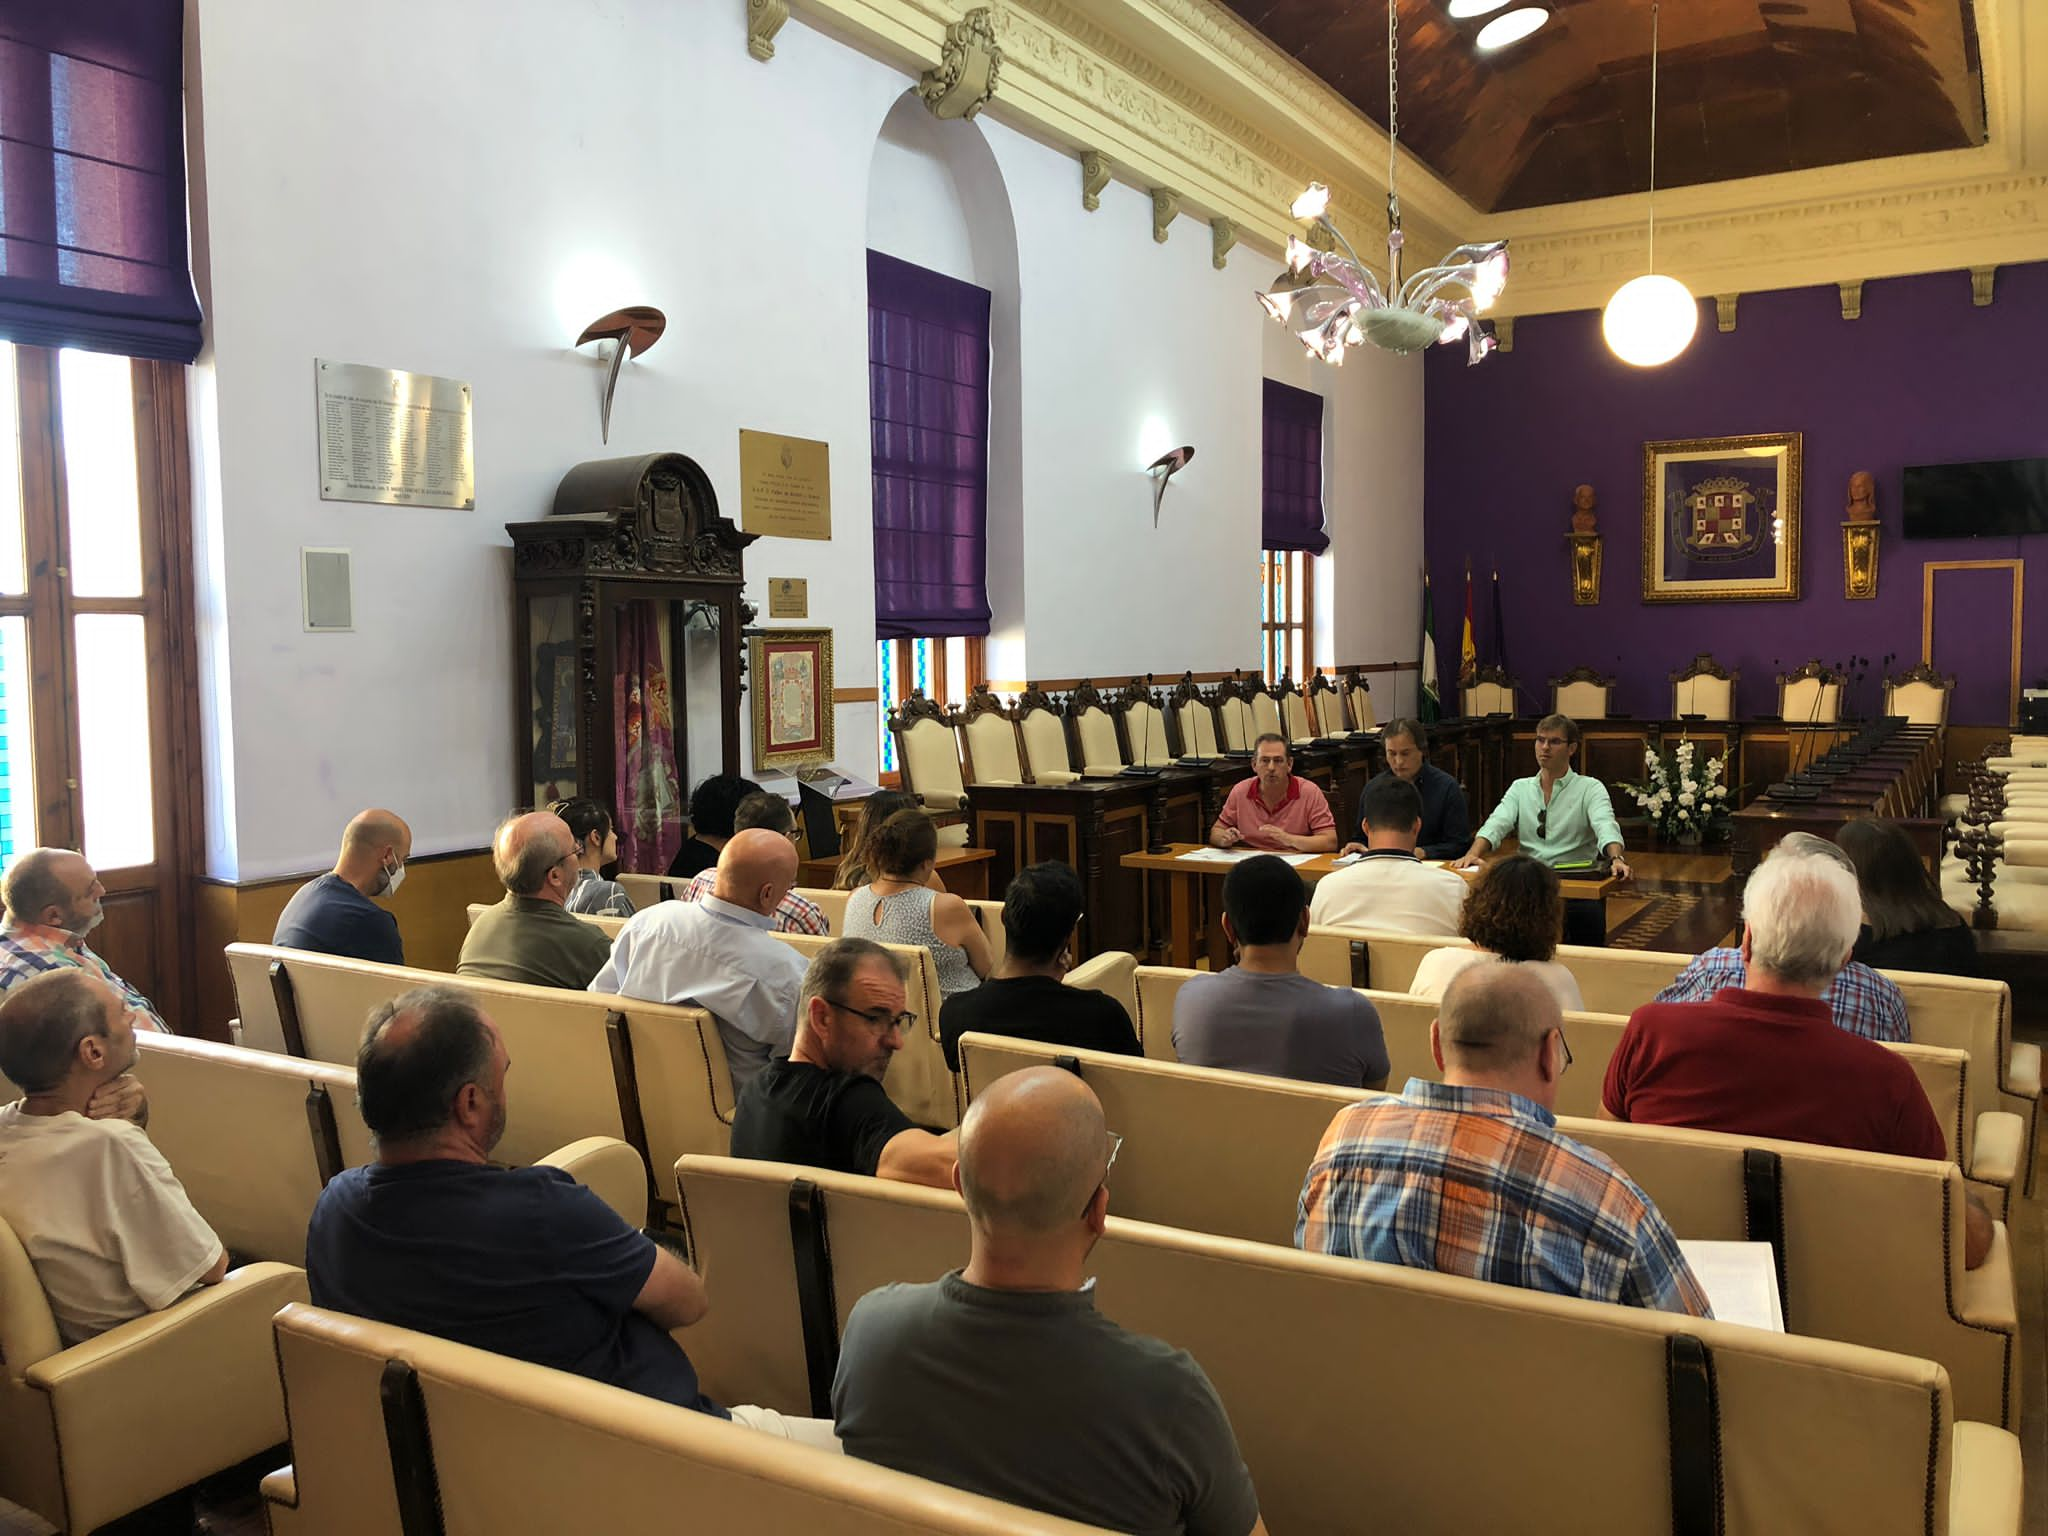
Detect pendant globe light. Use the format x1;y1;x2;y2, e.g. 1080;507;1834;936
1602;2;1696;367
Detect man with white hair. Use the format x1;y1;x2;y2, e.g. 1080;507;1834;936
1602;837;1944;1162
832;1065;1267;1536
1646;832;1909;1043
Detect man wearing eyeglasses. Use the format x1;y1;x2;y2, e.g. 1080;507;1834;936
834;1066;1268;1536
458;812;614;991
729;937;957;1189
1453;714;1630;881
1298;964;1709;1316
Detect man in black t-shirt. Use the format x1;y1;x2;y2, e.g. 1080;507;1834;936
939;862;1139;1070
730;938;957;1187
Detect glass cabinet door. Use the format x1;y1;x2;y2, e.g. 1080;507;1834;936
527;591;579;809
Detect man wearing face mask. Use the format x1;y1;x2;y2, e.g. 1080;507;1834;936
0;848;169;1048
273;808;411;965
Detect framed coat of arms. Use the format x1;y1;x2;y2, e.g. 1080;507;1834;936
749;628;835;769
1641;433;1801;603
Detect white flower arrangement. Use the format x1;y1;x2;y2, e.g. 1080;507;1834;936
1622;740;1729;841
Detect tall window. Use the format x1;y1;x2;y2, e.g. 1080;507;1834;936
1260;549;1315;684
867;252;993;776
0;341;198;1014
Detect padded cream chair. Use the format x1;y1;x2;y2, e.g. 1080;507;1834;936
1114;681;1174;767
1247;677;1286;742
1015;688;1079;785
1883;661;1955;727
616;872;675;910
888;692;972;847
1066;682;1126;776
1279;681;1318;745
1343;670;1378;731
1549;666;1614;720
1777;659;1845;723
0;1224;306;1534
1670;653;1738;720
679;1156;2023;1536
1459;664;1514;716
1209;678;1256;751
1170;674;1221;757
957;684;1026;786
1308;672;1347;736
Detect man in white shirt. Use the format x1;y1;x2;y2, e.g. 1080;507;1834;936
0;971;226;1343
1309;777;1467;936
590;828;808;1101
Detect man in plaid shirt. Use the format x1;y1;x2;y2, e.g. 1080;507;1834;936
678;791;828;936
1297;964;1709;1317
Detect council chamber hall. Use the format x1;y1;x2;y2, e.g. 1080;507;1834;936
3;0;2047;1533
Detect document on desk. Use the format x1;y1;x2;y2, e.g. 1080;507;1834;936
1174;849;1318;867
1676;1240;1784;1332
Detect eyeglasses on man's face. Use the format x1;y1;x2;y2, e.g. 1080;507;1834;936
824;997;918;1035
1082;1131;1125;1217
1551;1026;1574;1073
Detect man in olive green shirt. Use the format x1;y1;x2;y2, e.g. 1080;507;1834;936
1455;714;1633;881
458;812;614;990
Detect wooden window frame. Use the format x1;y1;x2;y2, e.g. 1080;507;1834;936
1260;548;1315;684
876;634;987;787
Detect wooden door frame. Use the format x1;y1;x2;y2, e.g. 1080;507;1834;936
1921;559;2022;726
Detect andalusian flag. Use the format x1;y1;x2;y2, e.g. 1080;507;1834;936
1419;572;1441;723
1460;565;1478;685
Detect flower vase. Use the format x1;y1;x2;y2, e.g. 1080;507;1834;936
1673;828;1702;848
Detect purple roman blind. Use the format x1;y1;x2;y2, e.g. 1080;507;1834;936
0;1;202;363
1262;377;1329;554
867;250;992;640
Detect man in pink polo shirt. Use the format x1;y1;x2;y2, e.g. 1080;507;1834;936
1209;734;1338;853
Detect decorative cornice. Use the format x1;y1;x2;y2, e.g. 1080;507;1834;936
1080;148;1111;212
1210;216;1237;269
1714;294;1738;333
747;0;790;60
1151;187;1181;243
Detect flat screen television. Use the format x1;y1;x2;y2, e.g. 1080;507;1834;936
1901;457;2048;540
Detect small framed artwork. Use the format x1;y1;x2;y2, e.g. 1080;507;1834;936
750;628;835;769
1641;432;1802;603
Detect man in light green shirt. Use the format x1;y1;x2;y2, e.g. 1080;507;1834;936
1455;714;1633;880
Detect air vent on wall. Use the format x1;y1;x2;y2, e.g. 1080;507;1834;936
301;548;353;632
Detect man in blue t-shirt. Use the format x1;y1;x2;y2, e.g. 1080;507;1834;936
273;808;410;965
305;984;833;1443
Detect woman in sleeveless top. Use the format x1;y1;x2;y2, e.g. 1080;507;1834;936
842;809;992;998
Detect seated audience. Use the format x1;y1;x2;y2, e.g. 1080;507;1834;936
1343;717;1469;861
304;985;830;1441
1298;966;1710;1317
833;1065;1267;1536
1311;776;1467;934
835;789;941;891
1838;818;1980;977
939;862;1139;1071
678;790;828;934
730;937;956;1186
591;828;806;1101
1173;855;1389;1089
0;848;168;1034
1407;855;1586;1013
666;772;761;880
1650;832;1908;1042
1208;733;1337;853
458;812;615;990
273;809;410;965
550;796;634;917
0;973;225;1343
843;810;992;999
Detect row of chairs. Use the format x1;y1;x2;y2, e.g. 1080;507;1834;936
1465;655;1957;726
1945;739;2048;946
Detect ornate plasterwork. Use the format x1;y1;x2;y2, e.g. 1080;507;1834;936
1839;280;1865;321
747;0;790;61
1972;266;1999;305
1080;149;1111;211
1714;294;1738;333
1210;216;1237;269
1151;187;1180;243
919;6;1002;121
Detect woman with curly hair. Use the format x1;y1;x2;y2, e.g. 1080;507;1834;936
1407;854;1585;1012
834;790;943;891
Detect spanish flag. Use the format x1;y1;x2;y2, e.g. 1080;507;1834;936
1459;564;1477;685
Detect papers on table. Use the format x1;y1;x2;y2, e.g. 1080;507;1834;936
1676;1240;1784;1333
1174;849;1318;867
1329;852;1364;866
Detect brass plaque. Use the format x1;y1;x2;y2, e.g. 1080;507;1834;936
740;429;831;540
316;359;474;509
768;577;809;618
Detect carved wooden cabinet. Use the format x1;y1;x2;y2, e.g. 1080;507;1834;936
507;453;756;869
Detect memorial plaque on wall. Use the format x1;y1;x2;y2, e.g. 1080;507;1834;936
739;429;831;540
316;359;476;509
768;577;810;618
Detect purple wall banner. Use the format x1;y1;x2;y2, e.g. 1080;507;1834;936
1424;264;2048;726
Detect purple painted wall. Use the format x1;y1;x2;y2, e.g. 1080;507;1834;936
1423;263;2048;726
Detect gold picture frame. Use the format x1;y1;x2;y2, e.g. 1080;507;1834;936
749;628;835;769
1641;432;1801;603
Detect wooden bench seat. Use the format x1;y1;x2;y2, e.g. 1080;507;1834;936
675;1156;2021;1536
957;1034;2021;1430
264;1303;1114;1536
1130;964;2019;1215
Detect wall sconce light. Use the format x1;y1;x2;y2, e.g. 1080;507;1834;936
575;305;667;443
1147;445;1195;527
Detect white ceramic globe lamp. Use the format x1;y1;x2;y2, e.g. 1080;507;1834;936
1602;273;1697;367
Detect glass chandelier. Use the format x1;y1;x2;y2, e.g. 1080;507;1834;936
1256;1;1509;366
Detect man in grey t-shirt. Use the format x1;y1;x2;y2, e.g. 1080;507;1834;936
832;1067;1266;1536
1175;854;1389;1089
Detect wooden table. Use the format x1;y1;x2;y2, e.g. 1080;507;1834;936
1121;842;1623;969
798;844;995;900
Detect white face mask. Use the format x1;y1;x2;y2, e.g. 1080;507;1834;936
377;856;406;897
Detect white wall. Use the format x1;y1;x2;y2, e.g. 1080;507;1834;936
186;0;1423;878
